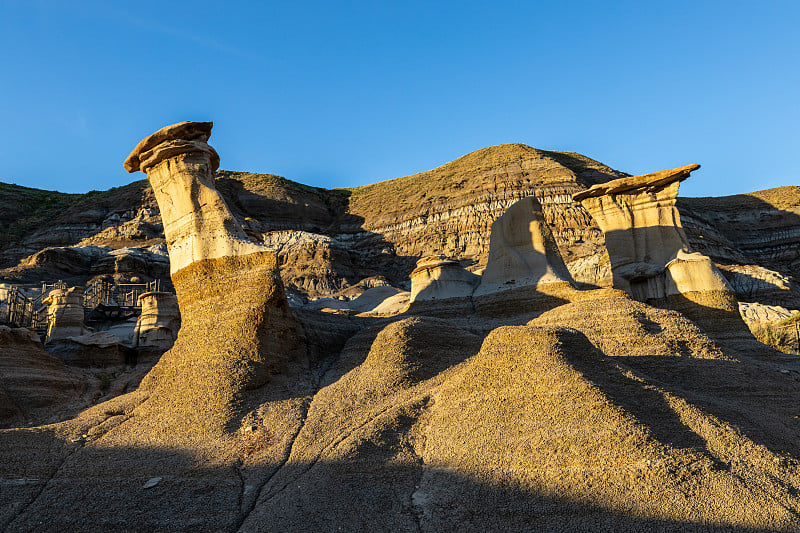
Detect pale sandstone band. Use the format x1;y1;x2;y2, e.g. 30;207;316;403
124;121;263;274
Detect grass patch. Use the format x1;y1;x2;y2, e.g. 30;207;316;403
751;322;800;355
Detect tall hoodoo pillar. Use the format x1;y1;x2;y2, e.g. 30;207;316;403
124;121;262;274
573;165;744;339
124;121;306;437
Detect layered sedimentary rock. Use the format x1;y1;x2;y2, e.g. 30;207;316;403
473;196;577;316
133;291;180;350
47;331;126;368
0;244;169;287
42;287;86;342
409;256;479;302
344;145;624;286
573;164;701;298
124;121;263;274
124;120;306;437
2;145;798;304
0;326;83;427
738;301;799;324
574;165;746;340
718;263;800;309
679;185;800;282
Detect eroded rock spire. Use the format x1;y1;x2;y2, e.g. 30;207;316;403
123;121;306;437
124;121;261;274
574;165;748;342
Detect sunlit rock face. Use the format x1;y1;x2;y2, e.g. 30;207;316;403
474;196;574;297
409;256;479;303
471;196;577;317
574;165;749;342
42;287;86;342
133;291;180;350
124;121;262;275
573;165;730;299
124;121;307;438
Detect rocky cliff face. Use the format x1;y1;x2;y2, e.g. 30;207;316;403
679;186;800;282
0;144;624;295
1;146;797;309
343;145;625;287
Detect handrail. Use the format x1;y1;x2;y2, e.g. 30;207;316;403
0;279;169;329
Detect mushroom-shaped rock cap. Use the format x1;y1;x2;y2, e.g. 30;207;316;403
410;255;461;277
124;121;215;173
573;164;700;202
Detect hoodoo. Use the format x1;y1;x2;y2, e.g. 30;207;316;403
123;121;263;274
133;291;180;350
42;287;86;343
574;165;747;341
474;196;577;316
409;255;479;302
123;120;306;437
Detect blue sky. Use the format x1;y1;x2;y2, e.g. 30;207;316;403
0;1;798;196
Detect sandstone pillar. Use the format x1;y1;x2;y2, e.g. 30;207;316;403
124;121;262;274
409;256;479;303
42;287;86;343
133;291;180;350
125;121;306;437
473;196;577;316
573;165;745;340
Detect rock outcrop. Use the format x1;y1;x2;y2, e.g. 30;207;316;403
124;121;263;275
133;291;180;350
679;185;800;283
473;196;577;317
47;331;126;368
718;263;800;308
4;138;800;530
123;120;307;438
344;145;624;286
0;326;83;427
738;301;799;324
409;256;479;302
574;165;747;342
42;287;86;343
474;196;574;296
0;244;169;286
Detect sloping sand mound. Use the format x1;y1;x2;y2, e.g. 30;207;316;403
422;325;800;530
3;293;800;530
533;291;728;359
236;312;800;530
0;326;83;428
133;251;307;440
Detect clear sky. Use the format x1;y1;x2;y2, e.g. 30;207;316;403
1;1;798;197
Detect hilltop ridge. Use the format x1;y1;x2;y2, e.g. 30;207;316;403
0;144;797;302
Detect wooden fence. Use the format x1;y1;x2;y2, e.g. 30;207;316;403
0;279;166;330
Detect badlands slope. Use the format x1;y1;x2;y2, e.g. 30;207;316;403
1;141;799;531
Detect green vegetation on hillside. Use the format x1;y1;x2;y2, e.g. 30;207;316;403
0;182;84;245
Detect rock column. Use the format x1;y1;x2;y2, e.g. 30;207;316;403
42;287;86;343
133;291;180;350
124;121;262;274
125;121;306;438
574;165;745;340
473;196;577;316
